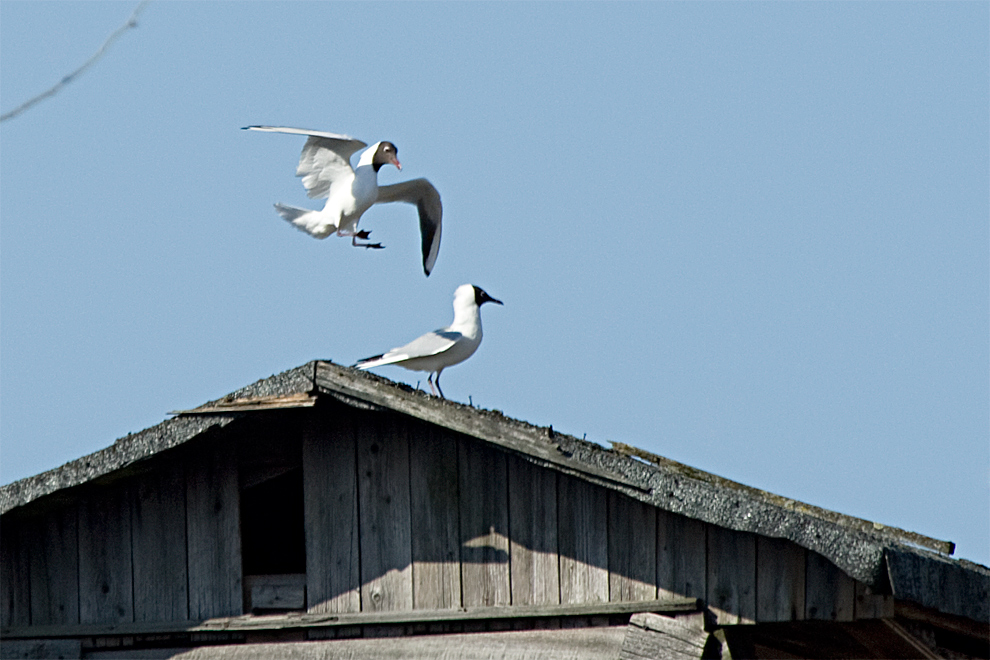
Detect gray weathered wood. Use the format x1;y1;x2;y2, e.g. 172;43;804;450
186;438;243;619
409;422;461;610
79;628;629;660
315;362;643;493
244;574;306;611
26;505;79;625
608;492;657;602
357;413;413;612
756;535;805;622
172;392;317;415
132;459;188;622
885;545;988;623
0;639;82;659
78;486;133;624
805;551;854;621
558;474;609;604
3;597;700;639
853;580;894;619
458;438;510;607
507;454;560;606
303;411;360;614
656;509;707;601
619;612;711;660
706;524;755;625
1;516;30;627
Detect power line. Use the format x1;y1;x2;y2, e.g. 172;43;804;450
1;1;151;124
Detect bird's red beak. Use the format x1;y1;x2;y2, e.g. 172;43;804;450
393;158;402;171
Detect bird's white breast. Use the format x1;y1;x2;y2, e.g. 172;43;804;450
326;164;378;231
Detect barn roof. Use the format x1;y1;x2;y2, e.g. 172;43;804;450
1;360;987;624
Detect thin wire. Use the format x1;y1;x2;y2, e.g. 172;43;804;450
0;1;151;123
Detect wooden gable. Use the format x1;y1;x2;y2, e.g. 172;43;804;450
1;361;986;659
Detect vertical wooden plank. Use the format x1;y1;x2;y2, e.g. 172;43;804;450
853;580;894;619
27;505;79;625
558;474;609;604
507;455;559;606
132;460;188;622
303;410;361;614
1;516;31;627
78;486;133;624
608;492;656;602
458;438;510;607
186;438;242;619
805;551;854;621
357;413;413;612
706;525;756;625
409;423;461;610
756;536;805;622
656;509;706;601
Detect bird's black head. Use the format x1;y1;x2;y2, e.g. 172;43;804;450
473;286;503;307
372;141;401;172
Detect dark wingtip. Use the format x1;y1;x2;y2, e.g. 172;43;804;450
354;353;385;368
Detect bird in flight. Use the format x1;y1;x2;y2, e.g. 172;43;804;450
355;284;503;399
244;126;442;276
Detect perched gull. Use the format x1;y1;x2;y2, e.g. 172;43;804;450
354;284;503;399
244;126;443;276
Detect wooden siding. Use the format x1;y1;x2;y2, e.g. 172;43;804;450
78;485;133;624
806;549;856;621
558;475;609;604
458;436;511;607
608;491;657;602
303;410;361;614
409;424;462;610
132;459;188;622
1;404;893;634
507;454;559;606
26;503;79;626
186;436;242;619
1;516;31;627
357;413;413;612
707;524;756;625
657;508;706;601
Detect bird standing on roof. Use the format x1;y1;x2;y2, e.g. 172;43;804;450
244;126;443;276
354;284;503;399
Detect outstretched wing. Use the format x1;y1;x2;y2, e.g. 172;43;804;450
243;126;368;199
355;330;460;369
377;178;443;276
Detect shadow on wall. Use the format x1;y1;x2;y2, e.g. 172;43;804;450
3;401;856;629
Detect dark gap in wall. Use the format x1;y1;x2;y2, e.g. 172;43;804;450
240;469;306;576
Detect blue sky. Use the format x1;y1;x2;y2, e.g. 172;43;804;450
2;2;987;566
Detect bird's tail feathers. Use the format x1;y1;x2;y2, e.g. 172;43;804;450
354;352;405;370
274;203;335;239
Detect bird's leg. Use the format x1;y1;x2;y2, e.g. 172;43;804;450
350;233;384;250
427;374;438;397
435;372;446;399
337;227;384;249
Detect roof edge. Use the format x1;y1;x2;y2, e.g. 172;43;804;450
2;359;985;624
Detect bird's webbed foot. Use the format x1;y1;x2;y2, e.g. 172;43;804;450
350;231;384;249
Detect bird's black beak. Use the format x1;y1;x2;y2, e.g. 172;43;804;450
473;285;503;307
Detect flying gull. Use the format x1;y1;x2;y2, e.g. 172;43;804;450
354;284;503;398
244;126;442;276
